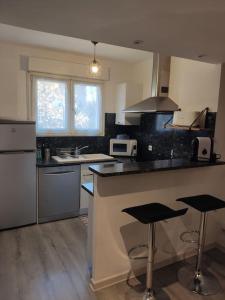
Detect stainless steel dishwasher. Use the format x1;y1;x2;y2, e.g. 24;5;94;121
38;165;80;223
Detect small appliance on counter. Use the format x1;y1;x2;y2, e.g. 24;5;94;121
191;137;212;161
110;138;137;157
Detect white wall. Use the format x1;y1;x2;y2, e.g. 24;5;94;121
0;41;221;121
214;64;225;249
169;57;221;112
215;64;225;157
131;55;153;99
130;55;221;113
0;41;134;120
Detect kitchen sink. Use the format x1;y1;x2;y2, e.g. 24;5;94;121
82;154;112;160
52;153;114;163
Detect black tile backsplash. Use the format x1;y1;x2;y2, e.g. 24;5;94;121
37;135;109;156
132;113;215;161
37;112;216;161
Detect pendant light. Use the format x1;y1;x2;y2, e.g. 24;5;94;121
90;41;101;75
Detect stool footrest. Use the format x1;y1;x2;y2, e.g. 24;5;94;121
128;244;148;260
128;245;157;261
180;230;199;244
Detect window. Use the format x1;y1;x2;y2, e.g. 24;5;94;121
32;76;103;136
74;83;102;132
35;78;69;133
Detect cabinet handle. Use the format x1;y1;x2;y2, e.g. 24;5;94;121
44;171;76;175
82;174;93;177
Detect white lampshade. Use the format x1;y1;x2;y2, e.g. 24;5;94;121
90;41;101;75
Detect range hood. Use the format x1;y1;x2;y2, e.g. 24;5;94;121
123;53;179;113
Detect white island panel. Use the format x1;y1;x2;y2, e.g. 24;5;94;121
89;165;225;290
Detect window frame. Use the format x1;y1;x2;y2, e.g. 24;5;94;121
29;72;104;137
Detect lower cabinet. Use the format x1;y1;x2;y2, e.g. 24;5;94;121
80;164;94;214
80;162;115;213
38;165;80;223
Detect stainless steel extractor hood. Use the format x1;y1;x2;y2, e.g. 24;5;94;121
123;53;179;113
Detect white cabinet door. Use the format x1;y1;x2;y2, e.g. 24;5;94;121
115;83;126;125
115;82;142;125
80;164;93;211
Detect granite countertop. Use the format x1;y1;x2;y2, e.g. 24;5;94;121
37;159;78;168
89;158;225;177
81;182;94;196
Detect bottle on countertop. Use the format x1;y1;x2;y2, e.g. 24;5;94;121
41;143;51;161
36;144;42;161
41;143;45;160
44;143;51;161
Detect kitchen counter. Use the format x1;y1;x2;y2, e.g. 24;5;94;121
89;158;225;177
37;159;77;168
37;154;116;168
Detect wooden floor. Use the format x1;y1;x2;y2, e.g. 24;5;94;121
0;218;225;300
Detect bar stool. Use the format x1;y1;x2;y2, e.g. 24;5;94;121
122;203;188;300
177;194;225;296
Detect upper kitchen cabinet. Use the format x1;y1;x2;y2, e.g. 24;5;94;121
115;82;143;125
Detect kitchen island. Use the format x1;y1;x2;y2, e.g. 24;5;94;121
87;159;225;291
89;158;225;176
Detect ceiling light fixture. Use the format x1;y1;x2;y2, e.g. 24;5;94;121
133;40;144;45
198;54;207;59
90;41;101;75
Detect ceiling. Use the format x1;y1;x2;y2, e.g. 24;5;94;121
0;0;224;63
0;23;152;63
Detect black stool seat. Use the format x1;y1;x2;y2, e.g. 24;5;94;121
177;194;225;212
122;203;188;224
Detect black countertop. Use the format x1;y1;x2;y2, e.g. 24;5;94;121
81;182;94;196
36;159;80;168
89;159;225;177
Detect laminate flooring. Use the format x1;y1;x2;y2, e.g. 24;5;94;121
0;218;225;300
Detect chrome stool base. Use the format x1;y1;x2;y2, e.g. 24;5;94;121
178;265;221;296
143;289;170;300
125;287;170;300
143;289;156;300
123;203;187;300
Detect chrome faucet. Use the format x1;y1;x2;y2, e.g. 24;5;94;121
170;149;174;160
74;145;89;158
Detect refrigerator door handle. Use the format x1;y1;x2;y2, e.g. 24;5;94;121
0;150;35;154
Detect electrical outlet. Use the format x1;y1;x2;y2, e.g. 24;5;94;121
148;145;152;151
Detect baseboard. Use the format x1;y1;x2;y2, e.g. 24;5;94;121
79;208;88;215
90;271;129;291
90;242;217;291
38;212;78;224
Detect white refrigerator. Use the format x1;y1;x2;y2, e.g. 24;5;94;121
0;120;36;229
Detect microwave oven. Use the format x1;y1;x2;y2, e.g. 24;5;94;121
110;139;137;156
